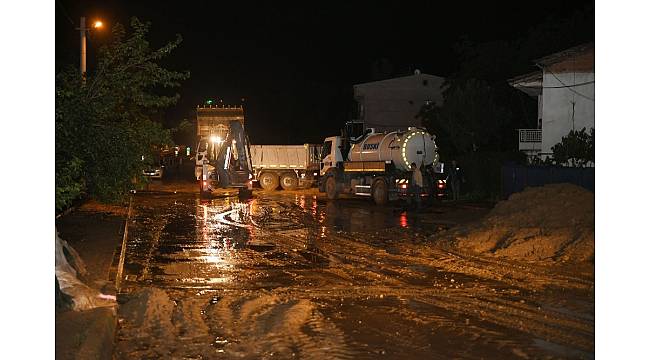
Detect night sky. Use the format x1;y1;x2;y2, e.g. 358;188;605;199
56;1;593;144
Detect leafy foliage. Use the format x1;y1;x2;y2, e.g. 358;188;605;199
56;18;189;210
171;119;195;146
551;128;594;167
418;78;520;158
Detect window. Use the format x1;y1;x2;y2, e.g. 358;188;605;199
423;79;429;86
322;141;332;158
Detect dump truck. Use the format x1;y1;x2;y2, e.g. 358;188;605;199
194;105;253;195
319;121;442;205
250;144;322;190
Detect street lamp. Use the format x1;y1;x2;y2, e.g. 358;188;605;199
78;17;104;82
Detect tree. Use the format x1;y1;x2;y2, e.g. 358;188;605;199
56;17;189;209
551;128;594;167
171;119;195;146
418;78;519;158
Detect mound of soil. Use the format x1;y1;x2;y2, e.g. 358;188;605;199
444;183;594;262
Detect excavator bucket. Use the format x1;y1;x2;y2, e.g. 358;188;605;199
213;120;253;189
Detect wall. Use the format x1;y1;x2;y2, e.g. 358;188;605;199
501;164;594;198
540;58;595;156
354;74;445;132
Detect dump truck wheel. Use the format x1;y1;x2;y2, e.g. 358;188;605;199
280;172;298;190
325;176;339;200
259;172;279;191
372;178;388;206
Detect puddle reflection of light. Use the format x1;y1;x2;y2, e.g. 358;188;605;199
202;239;235;266
400;212;408;228
299;195;306;209
311;196;318;217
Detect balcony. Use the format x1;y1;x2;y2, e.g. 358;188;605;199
518;129;542;152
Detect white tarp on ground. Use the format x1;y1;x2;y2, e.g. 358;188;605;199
55;229;115;311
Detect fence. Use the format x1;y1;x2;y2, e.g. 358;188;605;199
501;164;594;198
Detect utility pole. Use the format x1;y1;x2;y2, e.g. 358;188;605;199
79;16;87;82
77;17;102;84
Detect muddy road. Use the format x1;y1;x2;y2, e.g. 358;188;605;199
115;189;594;359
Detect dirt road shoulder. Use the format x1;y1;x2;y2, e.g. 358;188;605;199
55;201;127;360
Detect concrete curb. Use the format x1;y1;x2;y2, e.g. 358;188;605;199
115;196;133;291
70;198;131;360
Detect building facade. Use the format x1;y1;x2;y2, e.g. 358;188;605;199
353;71;445;132
510;43;595;162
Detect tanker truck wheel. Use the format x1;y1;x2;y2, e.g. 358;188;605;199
280;172;298;190
259;172;279;191
325;176;339;200
372;178;388;206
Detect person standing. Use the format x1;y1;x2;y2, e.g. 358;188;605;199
410;162;424;209
446;160;463;201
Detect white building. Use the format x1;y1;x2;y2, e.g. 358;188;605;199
353;71;445;132
509;42;594;161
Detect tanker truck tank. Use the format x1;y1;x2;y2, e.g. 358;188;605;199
348;128;439;171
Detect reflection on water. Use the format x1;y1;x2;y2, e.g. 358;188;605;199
122;192;421;290
400;212;408;228
199;193;419;239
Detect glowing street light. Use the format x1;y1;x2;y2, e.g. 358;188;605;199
78;16;104;82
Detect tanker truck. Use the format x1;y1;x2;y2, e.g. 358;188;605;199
318;122;442;205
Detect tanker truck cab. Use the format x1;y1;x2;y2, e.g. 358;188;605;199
319;136;343;176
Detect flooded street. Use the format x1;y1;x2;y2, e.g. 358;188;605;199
115;189;594;359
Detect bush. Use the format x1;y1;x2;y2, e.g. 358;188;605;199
551;127;594;167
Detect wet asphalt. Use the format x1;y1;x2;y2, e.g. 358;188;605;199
115;189;594;359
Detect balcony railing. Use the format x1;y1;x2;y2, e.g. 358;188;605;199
518;129;542;152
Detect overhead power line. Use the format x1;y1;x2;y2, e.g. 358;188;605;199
541;66;595;101
543;80;594;88
516;80;595;90
56;0;75;26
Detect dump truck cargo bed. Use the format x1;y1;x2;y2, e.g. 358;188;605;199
250;145;320;171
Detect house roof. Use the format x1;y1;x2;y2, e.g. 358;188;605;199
508;70;542;97
508;41;594;96
353;72;444;88
534;42;594;66
508;70;542;85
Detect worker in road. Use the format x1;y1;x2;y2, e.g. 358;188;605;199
446;160;463;201
410;162;424;209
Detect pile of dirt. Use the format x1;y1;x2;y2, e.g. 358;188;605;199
442;183;594;262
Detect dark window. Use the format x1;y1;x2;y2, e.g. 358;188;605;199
423;80;429;86
322;141;332;158
198;140;208;152
408;100;414;105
